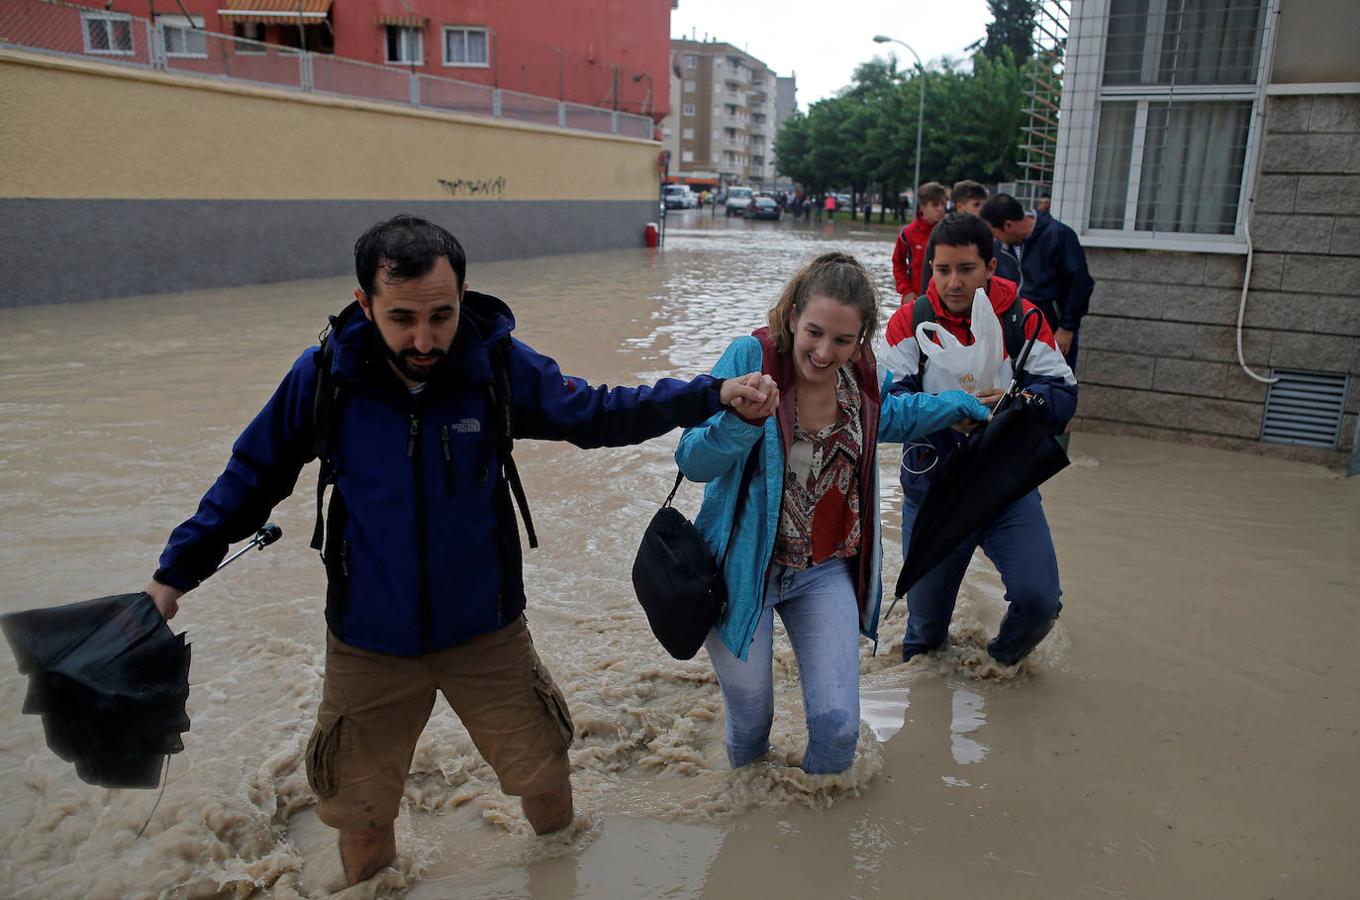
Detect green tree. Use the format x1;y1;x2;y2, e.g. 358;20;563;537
983;0;1036;64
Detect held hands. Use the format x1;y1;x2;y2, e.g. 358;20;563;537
723;372;780;423
944;389;993;434
145;579;184;621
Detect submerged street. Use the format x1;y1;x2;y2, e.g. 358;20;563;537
1;213;1357;898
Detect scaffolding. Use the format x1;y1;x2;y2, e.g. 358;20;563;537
1014;0;1070;208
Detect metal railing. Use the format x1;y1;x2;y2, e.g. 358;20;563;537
0;0;656;140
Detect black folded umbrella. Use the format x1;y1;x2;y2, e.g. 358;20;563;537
893;312;1070;601
1;524;281;789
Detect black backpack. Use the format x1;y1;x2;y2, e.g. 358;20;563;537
306;301;536;557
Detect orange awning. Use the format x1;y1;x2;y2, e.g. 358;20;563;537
218;0;333;22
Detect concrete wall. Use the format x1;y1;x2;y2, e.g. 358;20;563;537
1075;93;1360;465
0;50;661;307
1272;0;1360;85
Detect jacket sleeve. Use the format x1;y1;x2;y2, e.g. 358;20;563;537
675;337;764;482
891;228;912;297
1017;303;1079;431
1056;224;1094;331
507;337;729;448
155;350;319;591
879;389;991;444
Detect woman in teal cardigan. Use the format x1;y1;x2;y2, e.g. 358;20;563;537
675;252;988;774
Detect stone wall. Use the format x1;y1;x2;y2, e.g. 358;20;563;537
1075;93;1360;466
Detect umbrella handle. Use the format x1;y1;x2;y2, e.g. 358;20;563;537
213;524;283;573
995;308;1047;414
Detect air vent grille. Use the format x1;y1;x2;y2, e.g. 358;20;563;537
1261;369;1349;449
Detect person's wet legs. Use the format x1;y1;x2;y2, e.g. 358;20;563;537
901;500;978;661
521;776;574;834
705;589;777;768
978;491;1062;665
339;825;396;886
776;558;861;774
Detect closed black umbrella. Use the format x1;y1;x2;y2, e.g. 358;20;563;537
893;312;1070;600
1;524;281;789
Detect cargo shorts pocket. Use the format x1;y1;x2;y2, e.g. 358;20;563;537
305;709;345;799
530;663;574;751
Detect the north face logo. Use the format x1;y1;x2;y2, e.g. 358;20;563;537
453;418;481;433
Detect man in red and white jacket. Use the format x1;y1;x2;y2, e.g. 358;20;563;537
880;213;1077;666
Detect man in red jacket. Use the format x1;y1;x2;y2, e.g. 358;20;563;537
892;182;948;301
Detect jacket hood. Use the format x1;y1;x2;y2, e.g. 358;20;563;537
328;289;517;387
924;275;1020;327
1028;210;1054;243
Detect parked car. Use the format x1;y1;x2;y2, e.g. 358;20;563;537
725;187;754;217
663;185;698;209
746;195;781;220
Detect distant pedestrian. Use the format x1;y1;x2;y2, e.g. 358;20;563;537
825;194;836;222
892;181;948;301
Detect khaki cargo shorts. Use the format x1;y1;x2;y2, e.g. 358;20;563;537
305;616;574;831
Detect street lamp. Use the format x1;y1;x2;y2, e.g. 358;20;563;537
873;34;925;209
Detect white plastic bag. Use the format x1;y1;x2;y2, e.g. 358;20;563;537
915;288;1005;395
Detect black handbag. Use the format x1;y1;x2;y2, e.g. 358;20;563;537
631;444;761;660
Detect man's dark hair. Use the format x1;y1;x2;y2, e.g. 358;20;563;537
926;213;995;265
354;214;467;297
979;193;1026;229
951;180;988;206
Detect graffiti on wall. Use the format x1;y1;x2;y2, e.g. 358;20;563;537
437;177;508;198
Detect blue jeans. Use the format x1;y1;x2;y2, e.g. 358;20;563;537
705;558;862;774
901;489;1062;665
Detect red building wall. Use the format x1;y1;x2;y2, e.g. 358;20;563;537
107;0;671;120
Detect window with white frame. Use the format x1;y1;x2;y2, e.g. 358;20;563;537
682;150;694;162
682;104;695;116
683;80;696;92
682;127;694;139
159;15;207;58
1086;0;1267;237
82;12;134;55
443;26;487;66
385;26;423;65
685;54;697;68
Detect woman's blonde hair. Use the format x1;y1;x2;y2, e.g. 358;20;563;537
766;251;881;354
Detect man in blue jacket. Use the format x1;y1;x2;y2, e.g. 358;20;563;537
980;194;1094;373
144;215;771;886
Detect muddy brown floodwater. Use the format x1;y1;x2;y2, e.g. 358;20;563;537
1;213;1357;899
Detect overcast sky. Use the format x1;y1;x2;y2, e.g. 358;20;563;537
671;0;994;108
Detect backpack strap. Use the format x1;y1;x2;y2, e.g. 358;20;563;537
485;337;539;549
998;294;1028;364
309;301;362;554
911;293;935;379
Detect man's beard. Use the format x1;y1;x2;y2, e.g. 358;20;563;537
376;336;448;383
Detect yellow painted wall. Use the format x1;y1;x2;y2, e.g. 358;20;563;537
0;50;659;201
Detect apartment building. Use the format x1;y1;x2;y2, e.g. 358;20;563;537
1049;0;1359;467
667;39;782;188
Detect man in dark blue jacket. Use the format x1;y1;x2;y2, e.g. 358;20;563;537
980;194;1094;373
144;215;772;886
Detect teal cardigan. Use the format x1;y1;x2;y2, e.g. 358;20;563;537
675;335;988;660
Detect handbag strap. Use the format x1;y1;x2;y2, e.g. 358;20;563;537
717;440;763;568
665;438;763;563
